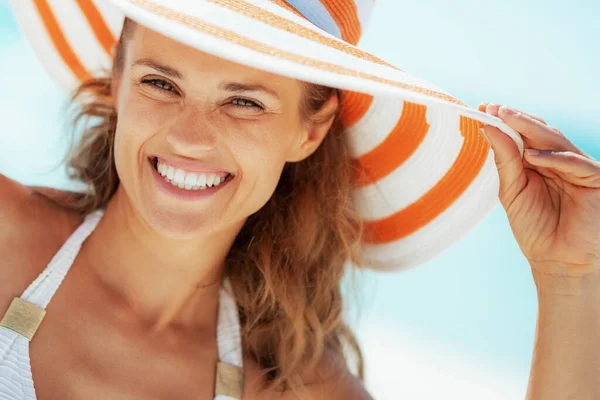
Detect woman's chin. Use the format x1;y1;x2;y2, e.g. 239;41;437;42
140;205;216;240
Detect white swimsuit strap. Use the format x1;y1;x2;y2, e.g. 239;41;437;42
20;209;105;309
217;278;243;367
216;279;244;399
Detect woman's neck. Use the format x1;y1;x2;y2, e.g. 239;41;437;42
81;188;243;333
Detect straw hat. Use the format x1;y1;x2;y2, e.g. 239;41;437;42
9;0;524;271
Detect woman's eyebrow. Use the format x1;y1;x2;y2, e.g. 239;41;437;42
219;82;280;100
132;58;184;79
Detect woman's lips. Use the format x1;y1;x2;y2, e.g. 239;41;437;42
151;155;232;175
148;157;233;200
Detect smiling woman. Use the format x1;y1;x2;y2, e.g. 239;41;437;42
0;1;535;400
55;18;364;395
0;12;370;400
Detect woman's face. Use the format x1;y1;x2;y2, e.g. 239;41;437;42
112;26;333;238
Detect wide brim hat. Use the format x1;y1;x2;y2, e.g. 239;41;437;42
9;0;523;271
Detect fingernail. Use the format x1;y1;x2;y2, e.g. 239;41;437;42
525;149;540;156
479;127;492;146
486;104;500;116
499;106;516;116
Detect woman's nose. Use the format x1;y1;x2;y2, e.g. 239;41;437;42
165;108;219;154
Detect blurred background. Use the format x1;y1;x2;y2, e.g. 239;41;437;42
1;0;598;399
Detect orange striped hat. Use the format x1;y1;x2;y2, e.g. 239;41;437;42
10;0;523;271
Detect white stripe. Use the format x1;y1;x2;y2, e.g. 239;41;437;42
345;94;404;157
360;154;499;271
48;0;113;76
9;0;78;91
285;0;342;39
352;109;465;221
93;0;125;39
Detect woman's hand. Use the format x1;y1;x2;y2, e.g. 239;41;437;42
479;104;600;286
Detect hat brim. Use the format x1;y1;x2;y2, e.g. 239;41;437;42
10;0;523;271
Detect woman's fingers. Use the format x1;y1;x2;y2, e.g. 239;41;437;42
479;103;591;158
483;104;590;158
479;103;547;125
524;149;600;188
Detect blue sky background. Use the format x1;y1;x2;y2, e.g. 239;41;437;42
0;1;598;398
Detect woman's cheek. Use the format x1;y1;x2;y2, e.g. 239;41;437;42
241;127;292;197
129;93;178;133
113;100;167;184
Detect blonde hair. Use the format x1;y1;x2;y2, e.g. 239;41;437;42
62;19;365;391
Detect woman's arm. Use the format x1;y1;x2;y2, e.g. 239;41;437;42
475;104;600;399
526;270;600;399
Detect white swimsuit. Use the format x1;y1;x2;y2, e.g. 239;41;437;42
0;209;244;399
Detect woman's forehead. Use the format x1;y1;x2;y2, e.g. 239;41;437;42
128;25;297;85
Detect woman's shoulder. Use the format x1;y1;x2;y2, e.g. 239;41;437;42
243;351;373;400
0;174;83;305
0;173;83;240
0;173;30;224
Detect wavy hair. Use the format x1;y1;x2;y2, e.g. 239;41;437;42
61;19;365;391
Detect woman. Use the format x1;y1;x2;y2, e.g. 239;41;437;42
1;0;598;399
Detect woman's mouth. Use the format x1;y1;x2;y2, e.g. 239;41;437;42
148;157;234;201
150;157;233;192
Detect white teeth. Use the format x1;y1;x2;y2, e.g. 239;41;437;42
196;174;207;187
184;173;197;186
174;169;185;182
155;159;229;192
166;166;175;180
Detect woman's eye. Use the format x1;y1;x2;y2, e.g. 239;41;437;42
142;78;177;93
231;98;263;110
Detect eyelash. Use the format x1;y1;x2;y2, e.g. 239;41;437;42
143;78;177;93
141;78;264;110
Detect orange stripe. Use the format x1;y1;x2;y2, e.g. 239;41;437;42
267;0;305;18
127;0;465;106
319;0;362;45
363;117;488;244
354;102;429;187
32;0;90;82
205;0;396;69
340;91;374;128
75;0;117;57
